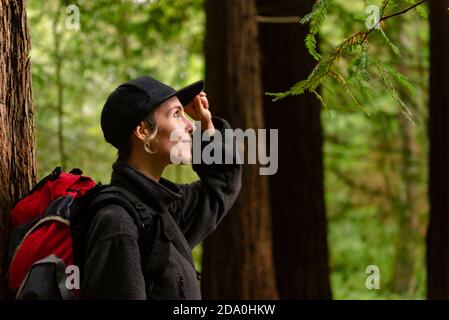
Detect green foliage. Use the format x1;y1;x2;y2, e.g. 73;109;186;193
305;34;321;61
301;0;332;60
321;0;429;299
300;0;333;34
405;0;429;18
378;28;401;57
371;56;414;123
267;0;428;122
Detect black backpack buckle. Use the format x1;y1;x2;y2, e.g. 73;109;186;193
133;201;153;228
50;167;63;180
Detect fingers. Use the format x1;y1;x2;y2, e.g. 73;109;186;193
186;93;209;119
200;96;209;109
189;96;201;116
194;95;202;108
194;95;203;112
196;92;209;110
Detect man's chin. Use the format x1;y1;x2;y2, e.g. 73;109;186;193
170;155;192;165
179;159;191;165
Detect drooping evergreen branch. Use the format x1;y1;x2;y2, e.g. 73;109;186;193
382;0;427;21
267;0;429;120
361;0;428;44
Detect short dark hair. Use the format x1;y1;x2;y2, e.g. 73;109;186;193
117;108;158;161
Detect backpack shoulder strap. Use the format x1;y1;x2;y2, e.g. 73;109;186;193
87;186;153;230
82;186;170;289
103;187;198;279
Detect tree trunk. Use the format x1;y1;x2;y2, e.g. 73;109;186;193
0;0;37;298
201;0;278;299
257;0;332;299
394;108;418;294
426;0;449;300
392;18;420;295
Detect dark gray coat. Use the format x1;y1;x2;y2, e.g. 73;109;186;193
78;116;242;300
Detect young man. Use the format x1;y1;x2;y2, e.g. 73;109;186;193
78;76;242;299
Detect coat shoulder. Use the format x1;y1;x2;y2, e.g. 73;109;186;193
88;203;139;242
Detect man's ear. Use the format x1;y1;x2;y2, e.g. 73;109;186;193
132;121;148;142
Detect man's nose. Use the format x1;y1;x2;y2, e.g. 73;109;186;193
184;116;196;133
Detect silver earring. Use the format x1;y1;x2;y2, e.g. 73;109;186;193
144;140;157;154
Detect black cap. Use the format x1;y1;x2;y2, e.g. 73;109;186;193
101;76;203;149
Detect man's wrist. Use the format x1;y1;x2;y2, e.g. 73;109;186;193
201;120;215;131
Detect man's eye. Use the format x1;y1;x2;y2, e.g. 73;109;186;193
174;111;180;118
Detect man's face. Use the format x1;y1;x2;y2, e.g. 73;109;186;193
153;96;195;164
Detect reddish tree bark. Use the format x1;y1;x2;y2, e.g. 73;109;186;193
0;0;37;298
201;0;278;299
258;0;332;299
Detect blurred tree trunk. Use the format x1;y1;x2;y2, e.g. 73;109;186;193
392;17;420;295
0;0;37;298
394;104;418;294
257;0;331;299
426;0;449;300
202;0;278;299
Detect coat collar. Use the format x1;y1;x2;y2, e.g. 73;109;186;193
110;160;183;211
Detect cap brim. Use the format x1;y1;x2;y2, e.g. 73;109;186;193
174;80;204;106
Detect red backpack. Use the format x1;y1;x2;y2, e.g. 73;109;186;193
6;166;176;300
6;167;97;299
